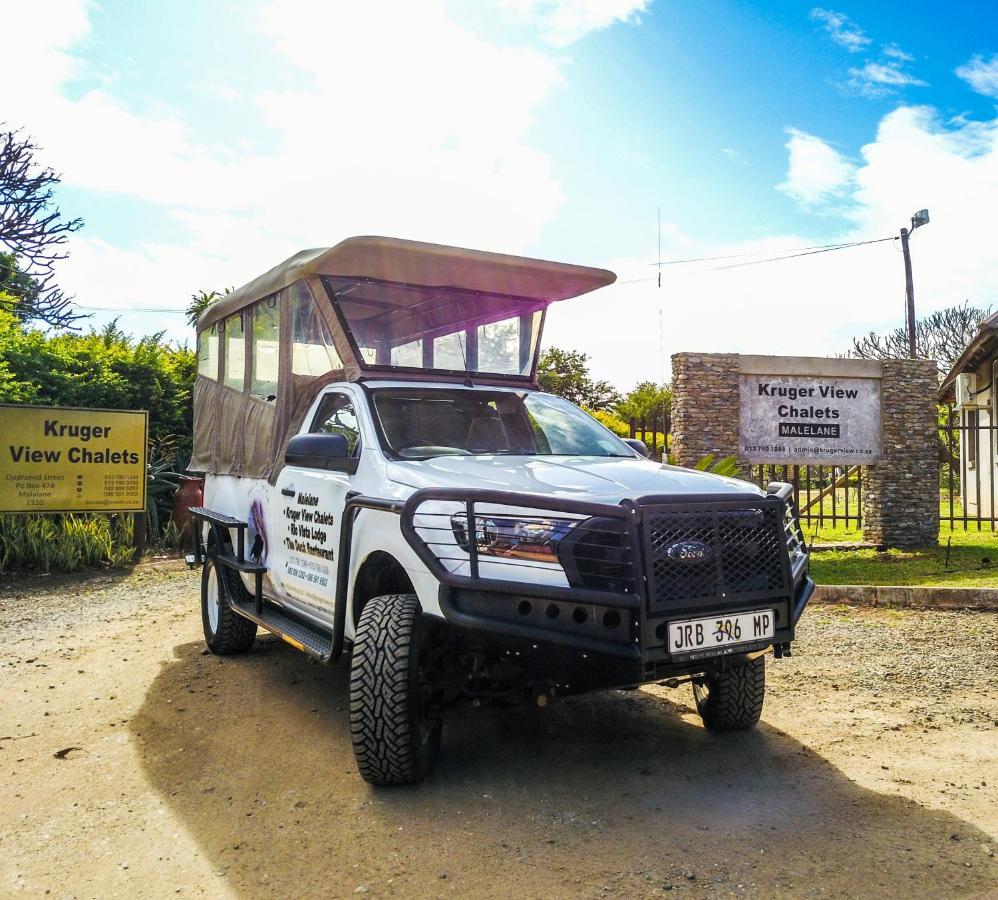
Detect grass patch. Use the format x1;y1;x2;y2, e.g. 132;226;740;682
810;527;998;588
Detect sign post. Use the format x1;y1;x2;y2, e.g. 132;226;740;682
0;405;148;514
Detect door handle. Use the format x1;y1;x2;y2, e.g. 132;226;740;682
281;487;295;497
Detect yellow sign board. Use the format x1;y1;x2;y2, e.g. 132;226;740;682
0;405;148;514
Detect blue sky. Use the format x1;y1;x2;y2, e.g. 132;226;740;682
8;1;998;387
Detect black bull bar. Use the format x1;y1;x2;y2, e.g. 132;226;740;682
396;486;813;664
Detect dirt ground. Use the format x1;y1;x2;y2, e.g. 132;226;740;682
1;564;996;899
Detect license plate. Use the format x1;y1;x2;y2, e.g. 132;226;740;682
667;609;775;659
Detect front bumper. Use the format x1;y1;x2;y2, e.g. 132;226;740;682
401;487;813;687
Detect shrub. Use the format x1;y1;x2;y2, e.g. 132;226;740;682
0;306;197;569
587;408;630;437
0;308;196;456
0;513;135;573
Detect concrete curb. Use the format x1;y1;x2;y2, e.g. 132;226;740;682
813;584;998;611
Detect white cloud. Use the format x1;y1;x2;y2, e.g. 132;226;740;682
548;105;998;389
776;128;856;206
956;53;998;99
882;43;914;62
214;85;242;102
11;0;654;321
848;60;927;97
809;8;870;53
721;147;749;165
496;0;649;47
12;1;998;396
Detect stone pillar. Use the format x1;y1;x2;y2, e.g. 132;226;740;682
671;353;743;473
862;359;939;549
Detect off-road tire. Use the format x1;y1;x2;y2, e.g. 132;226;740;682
350;593;441;785
692;656;765;731
201;557;257;655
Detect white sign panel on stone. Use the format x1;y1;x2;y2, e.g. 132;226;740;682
739;373;882;464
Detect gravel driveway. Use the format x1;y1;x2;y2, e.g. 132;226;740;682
1;563;996;898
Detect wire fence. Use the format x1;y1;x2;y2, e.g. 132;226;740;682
627;406;998;533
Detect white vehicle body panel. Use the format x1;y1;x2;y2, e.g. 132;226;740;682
201;379;765;640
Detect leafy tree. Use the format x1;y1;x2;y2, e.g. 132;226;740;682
0;252;41;308
849;301;992;374
616;380;671;423
536;346;621;411
0;309;196;454
0;127;84;328
186;288;230;328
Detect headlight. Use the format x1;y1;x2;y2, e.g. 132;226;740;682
451;513;578;563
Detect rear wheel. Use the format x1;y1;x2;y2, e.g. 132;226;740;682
349;593;442;785
692;656;765;731
201;558;257;655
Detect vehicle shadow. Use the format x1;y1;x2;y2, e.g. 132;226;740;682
130;636;996;899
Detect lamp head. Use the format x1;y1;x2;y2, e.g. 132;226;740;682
911;209;930;229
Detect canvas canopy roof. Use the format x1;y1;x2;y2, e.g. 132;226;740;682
190;236;617;481
198;236;616;332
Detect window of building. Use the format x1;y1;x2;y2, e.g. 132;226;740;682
223;313;245;390
197;324;219;379
311;393;361;455
291;284;342;376
251;296;281;401
966;409;978;469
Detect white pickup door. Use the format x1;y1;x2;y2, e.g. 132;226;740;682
267;390;363;627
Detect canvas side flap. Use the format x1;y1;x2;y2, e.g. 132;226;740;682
189;375;220;473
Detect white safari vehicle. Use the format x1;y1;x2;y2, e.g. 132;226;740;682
189;236;813;784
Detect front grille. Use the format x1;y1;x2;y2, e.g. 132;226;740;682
643;502;789;613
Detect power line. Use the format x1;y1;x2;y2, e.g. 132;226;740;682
712;235;896;270
617;235;896;285
75;304;187;313
650;235;895;267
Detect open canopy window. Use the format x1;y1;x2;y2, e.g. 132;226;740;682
321;276;544;378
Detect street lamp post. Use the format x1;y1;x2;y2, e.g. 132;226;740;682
901;208;930;358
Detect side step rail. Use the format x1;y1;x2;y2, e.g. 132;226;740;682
188;497;405;664
229;594;334;659
188;506;266;613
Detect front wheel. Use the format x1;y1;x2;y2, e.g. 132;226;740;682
692;656;765;731
349;594;442;785
201;558;257;655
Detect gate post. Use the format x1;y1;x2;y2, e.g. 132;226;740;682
671;353;745;475
861;359;939;549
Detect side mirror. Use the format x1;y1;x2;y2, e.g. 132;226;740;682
622;438;650;458
285;433;359;474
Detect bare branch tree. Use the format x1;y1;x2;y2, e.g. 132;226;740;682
0;126;84;328
848;301;992;375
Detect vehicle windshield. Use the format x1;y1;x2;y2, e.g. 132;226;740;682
370;388;635;459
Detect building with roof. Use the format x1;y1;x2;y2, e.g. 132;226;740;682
939;311;998;518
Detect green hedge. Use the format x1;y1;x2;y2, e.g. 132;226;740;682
0;305;195;453
0;303;196;572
